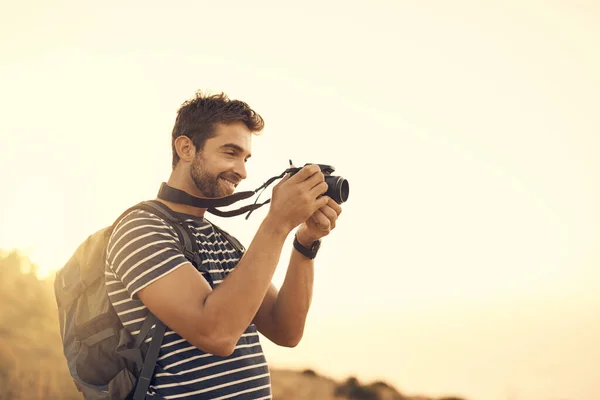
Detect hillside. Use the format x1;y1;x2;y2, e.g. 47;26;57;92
0;249;466;400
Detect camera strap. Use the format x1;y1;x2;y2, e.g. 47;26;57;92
156;168;293;219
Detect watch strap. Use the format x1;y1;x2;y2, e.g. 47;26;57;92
293;235;320;260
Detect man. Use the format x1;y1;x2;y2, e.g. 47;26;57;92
105;91;342;399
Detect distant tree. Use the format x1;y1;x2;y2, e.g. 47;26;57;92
0;249;81;399
368;380;406;400
334;376;381;400
370;381;390;389
302;368;318;377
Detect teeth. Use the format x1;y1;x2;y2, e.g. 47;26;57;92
220;178;236;188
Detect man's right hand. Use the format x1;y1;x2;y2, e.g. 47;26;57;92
266;164;330;234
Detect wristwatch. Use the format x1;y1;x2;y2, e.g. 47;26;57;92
293;234;321;260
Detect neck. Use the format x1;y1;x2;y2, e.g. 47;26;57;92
156;175;207;218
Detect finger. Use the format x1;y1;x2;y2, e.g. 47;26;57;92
327;197;343;216
310;209;331;231
309;181;328;198
306;216;319;232
275;164;296;187
319;205;338;229
314;195;330;210
278;172;292;184
305;170;325;189
288;164;322;183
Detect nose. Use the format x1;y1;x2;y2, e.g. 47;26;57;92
234;159;247;181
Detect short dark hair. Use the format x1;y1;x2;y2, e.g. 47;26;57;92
171;91;265;169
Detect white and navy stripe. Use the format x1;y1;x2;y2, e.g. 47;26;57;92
105;208;271;399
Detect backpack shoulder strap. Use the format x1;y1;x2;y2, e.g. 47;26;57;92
132;314;166;400
116;200;200;263
137;201;200;260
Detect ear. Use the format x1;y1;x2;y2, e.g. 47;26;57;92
174;136;197;164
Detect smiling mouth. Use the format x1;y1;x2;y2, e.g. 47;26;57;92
219;177;238;190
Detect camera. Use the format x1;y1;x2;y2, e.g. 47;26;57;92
288;163;349;204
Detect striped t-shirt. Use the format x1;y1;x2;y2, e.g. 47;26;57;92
104;206;271;399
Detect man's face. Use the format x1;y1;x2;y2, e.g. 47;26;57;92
190;122;252;198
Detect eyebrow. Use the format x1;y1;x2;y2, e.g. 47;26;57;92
221;143;252;159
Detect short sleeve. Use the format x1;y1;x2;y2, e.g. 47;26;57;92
106;209;191;299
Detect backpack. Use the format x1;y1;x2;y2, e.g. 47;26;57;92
54;200;244;400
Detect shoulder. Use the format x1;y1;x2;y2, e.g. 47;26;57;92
113;208;177;234
105;207;192;297
106;208;180;262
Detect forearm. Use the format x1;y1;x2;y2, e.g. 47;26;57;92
271;247;315;344
202;216;289;346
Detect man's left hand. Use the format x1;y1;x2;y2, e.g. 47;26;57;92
296;196;342;247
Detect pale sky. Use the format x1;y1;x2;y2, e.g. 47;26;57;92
1;1;599;399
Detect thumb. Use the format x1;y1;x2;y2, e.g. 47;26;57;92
275;163;295;187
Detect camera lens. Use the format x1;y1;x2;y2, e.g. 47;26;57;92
325;176;349;204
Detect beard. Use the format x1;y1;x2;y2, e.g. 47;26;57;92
190;154;236;198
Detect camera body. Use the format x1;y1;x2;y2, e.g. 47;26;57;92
288;163;349;204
